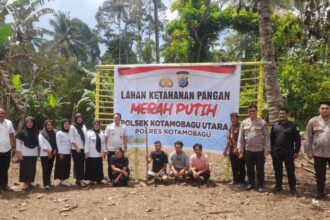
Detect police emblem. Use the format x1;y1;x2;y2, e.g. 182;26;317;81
159;76;174;88
176;71;189;88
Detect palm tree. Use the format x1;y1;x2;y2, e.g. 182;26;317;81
44;11;87;61
257;0;283;123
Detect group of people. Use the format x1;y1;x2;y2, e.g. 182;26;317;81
223;102;330;199
0;110;130;191
0;101;329;200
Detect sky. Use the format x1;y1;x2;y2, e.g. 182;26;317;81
6;0;178;54
37;0;177;32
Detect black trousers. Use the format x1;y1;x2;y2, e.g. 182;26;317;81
188;170;210;182
40;156;55;187
229;154;246;184
71;150;85;180
0;150;11;188
271;151;296;188
314;156;330;193
245;150;265;187
107;151;115;180
55;154;71;180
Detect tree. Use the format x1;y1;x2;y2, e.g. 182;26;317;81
164;0;224;62
257;0;283;123
44;11;100;67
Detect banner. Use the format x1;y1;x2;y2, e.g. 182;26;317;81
114;64;241;151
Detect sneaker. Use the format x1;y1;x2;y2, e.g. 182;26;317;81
245;184;255;191
257;187;264;193
272;186;283;193
60;180;72;186
44;185;51;191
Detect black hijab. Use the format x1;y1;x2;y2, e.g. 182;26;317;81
40;120;57;152
93;121;101;153
74;113;85;145
16;116;39;149
61;119;70;133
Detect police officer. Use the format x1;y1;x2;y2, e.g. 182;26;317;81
305;101;330;199
223;112;245;185
238;104;270;192
270;107;301;196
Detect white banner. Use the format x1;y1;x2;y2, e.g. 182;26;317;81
114;64;241;151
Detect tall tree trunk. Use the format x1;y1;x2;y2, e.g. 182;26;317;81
258;0;283;123
152;0;160;63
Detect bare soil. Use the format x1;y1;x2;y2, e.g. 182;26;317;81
0;148;329;220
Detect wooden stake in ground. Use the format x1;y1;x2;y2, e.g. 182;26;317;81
145;127;149;175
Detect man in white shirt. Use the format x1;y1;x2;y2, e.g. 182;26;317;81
105;113;127;181
0;108;15;191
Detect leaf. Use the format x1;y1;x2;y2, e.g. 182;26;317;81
47;94;56;108
0;23;12;45
11;74;21;92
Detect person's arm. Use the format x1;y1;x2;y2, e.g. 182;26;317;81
9;121;15;148
270;125;275;150
146;152;152;164
111;164;123;173
69;126;79;150
263;122;271;155
305;120;314;159
197;163;210;175
237;123;245;155
38;134;52;157
16;138;23;160
84;132;91;159
293;125;301;158
223;138;230;156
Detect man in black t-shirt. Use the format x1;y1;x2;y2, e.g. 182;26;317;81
111;148;130;186
143;141;168;184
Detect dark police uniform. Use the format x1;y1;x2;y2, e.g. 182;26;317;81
270;121;301;190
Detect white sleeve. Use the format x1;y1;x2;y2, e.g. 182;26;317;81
104;125;110;137
9;121;15;134
16;139;23;152
56;132;63;154
84;132;91;154
123;126;127;136
101;133;106;153
69;126;76;144
38;134;48;152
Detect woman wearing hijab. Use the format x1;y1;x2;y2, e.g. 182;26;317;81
69;113;87;187
85;121;106;184
55;119;73;186
16;116;39;191
38;120;57;190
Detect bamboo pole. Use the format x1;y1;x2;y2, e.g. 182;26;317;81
145;127;149;176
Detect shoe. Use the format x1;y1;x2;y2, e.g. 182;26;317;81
2;186;13;192
272;186;283;193
316;191;325;200
60;180;72;187
44;186;51;191
257;187;264;193
245;184;255;191
290;187;297;197
96;181;104;185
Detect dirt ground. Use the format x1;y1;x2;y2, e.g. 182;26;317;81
0;148;329;220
